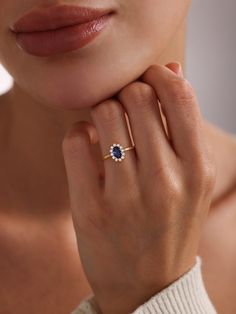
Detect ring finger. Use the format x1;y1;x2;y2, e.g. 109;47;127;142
117;81;174;174
90;99;138;192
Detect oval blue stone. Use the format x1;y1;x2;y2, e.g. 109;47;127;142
112;146;122;159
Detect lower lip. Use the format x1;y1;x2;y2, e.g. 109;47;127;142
14;13;113;57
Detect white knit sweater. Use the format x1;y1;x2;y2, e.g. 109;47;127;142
71;256;217;314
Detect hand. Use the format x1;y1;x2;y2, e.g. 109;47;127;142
62;62;216;314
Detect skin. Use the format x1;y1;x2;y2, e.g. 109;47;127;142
0;0;236;313
62;63;216;313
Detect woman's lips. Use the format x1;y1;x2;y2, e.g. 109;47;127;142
14;14;113;57
11;5;115;57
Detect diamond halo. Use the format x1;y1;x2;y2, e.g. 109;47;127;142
110;143;126;162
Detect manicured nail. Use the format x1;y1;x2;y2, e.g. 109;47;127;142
165;62;184;77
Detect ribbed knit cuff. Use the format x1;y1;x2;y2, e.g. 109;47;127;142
71;293;101;314
132;256;217;314
71;256;217;314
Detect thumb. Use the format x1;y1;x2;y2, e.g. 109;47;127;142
62;121;101;214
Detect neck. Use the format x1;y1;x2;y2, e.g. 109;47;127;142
2;19;234;221
2;83;94;220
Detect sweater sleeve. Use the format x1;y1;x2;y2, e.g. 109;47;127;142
71;256;217;314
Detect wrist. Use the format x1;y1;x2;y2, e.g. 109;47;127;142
94;258;197;314
76;256;216;314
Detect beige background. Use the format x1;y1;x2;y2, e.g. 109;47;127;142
1;1;235;133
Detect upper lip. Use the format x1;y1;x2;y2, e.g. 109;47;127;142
11;4;114;33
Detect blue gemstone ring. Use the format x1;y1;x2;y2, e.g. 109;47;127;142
103;143;135;162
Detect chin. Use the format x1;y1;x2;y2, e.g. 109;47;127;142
22;72;123;110
36;81;111;111
22;60;150;111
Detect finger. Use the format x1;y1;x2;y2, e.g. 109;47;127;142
116;81;174;171
85;121;100;145
90;99;137;191
140;64;204;162
62;121;101;214
153;62;183;139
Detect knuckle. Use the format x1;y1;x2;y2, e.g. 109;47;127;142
119;81;156;106
199;162;216;191
190;157;217;194
166;176;185;203
91;99;124;124
160;181;184;213
168;78;195;104
150;165;184;202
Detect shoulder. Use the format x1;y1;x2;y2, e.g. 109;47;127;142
203;119;236;210
204;119;236;148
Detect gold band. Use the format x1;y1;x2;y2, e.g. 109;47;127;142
103;145;135;160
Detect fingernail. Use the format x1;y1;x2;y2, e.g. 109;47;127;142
165;62;184;77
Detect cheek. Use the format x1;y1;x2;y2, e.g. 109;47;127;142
0;0;189;111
